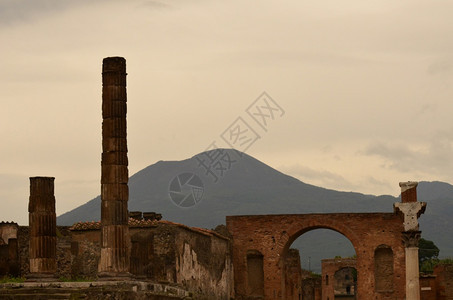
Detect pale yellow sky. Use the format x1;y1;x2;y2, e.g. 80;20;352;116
1;0;452;224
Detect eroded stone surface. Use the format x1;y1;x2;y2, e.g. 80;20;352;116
227;213;406;299
28;177;56;276
98;57;131;277
394;202;426;232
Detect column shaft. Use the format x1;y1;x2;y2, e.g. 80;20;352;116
406;247;421;300
28;177;56;278
98;56;130;277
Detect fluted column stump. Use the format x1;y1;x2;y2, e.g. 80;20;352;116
394;181;427;300
27;176;57;281
98;57;131;279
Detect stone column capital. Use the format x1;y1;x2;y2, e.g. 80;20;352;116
394;202;426;231
402;231;421;248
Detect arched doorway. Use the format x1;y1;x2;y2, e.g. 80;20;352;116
281;226;358;300
226;213;406;299
282;228;356;300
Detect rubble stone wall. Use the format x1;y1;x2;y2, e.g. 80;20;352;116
154;222;233;300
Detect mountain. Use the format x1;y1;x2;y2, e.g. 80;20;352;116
58;149;397;226
57;149;453;271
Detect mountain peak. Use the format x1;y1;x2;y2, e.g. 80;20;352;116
56;151;453;259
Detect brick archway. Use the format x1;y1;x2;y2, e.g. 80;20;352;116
226;213;406;300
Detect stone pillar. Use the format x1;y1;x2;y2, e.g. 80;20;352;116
403;231;421;300
98;57;131;278
394;181;426;300
28;177;56;279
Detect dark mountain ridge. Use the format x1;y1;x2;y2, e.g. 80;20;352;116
57;149;453;260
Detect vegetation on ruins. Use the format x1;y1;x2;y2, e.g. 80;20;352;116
419;238;440;273
0;276;25;283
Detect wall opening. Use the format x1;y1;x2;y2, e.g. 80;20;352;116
285;228;356;300
247;250;264;297
374;245;394;292
334;267;357;298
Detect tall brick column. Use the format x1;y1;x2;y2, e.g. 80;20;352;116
98;57;131;278
28;177;56;279
394;181;426;300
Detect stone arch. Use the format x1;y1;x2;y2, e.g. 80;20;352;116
282;224;360;260
281;225;359;299
226;213;406;299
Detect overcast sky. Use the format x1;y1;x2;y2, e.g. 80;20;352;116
1;0;452;225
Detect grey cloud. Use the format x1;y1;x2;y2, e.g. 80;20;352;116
280;164;357;191
138;1;172;10
428;60;453;76
362;131;453;176
362;142;415;169
279;164;394;195
0;0;73;25
0;0;117;26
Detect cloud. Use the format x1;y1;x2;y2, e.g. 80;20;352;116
0;0;120;26
0;0;73;25
427;59;453;76
362;130;453;177
279;164;395;195
280;164;356;190
138;1;172;10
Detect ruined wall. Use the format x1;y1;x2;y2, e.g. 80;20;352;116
71;229;101;279
69;219;233;299
419;275;436;300
302;277;322;300
227;213;406;300
17;226;29;276
17;226;72;278
55;227;72;278
130;229;153;278
12;218;233;297
434;264;453;300
0;222;18;245
321;258;357;300
159;221;234;300
284;248;302;300
0;222;19;277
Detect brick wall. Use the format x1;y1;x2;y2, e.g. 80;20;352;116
434;264;453;300
420;275;436;300
284;248;302;300
227;213;406;300
321;258;356;300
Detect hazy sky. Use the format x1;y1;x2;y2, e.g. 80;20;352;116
1;0;452;225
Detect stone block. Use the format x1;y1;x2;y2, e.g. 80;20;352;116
101;165;128;184
102;118;127;138
102;137;128;152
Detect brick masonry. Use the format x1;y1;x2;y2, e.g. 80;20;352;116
226;213;406;300
321;258;356;300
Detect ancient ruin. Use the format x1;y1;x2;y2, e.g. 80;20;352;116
99;57;130;278
27;177;57;279
321;258;357;299
395;181;426;300
227;210;410;299
2;56;453;299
